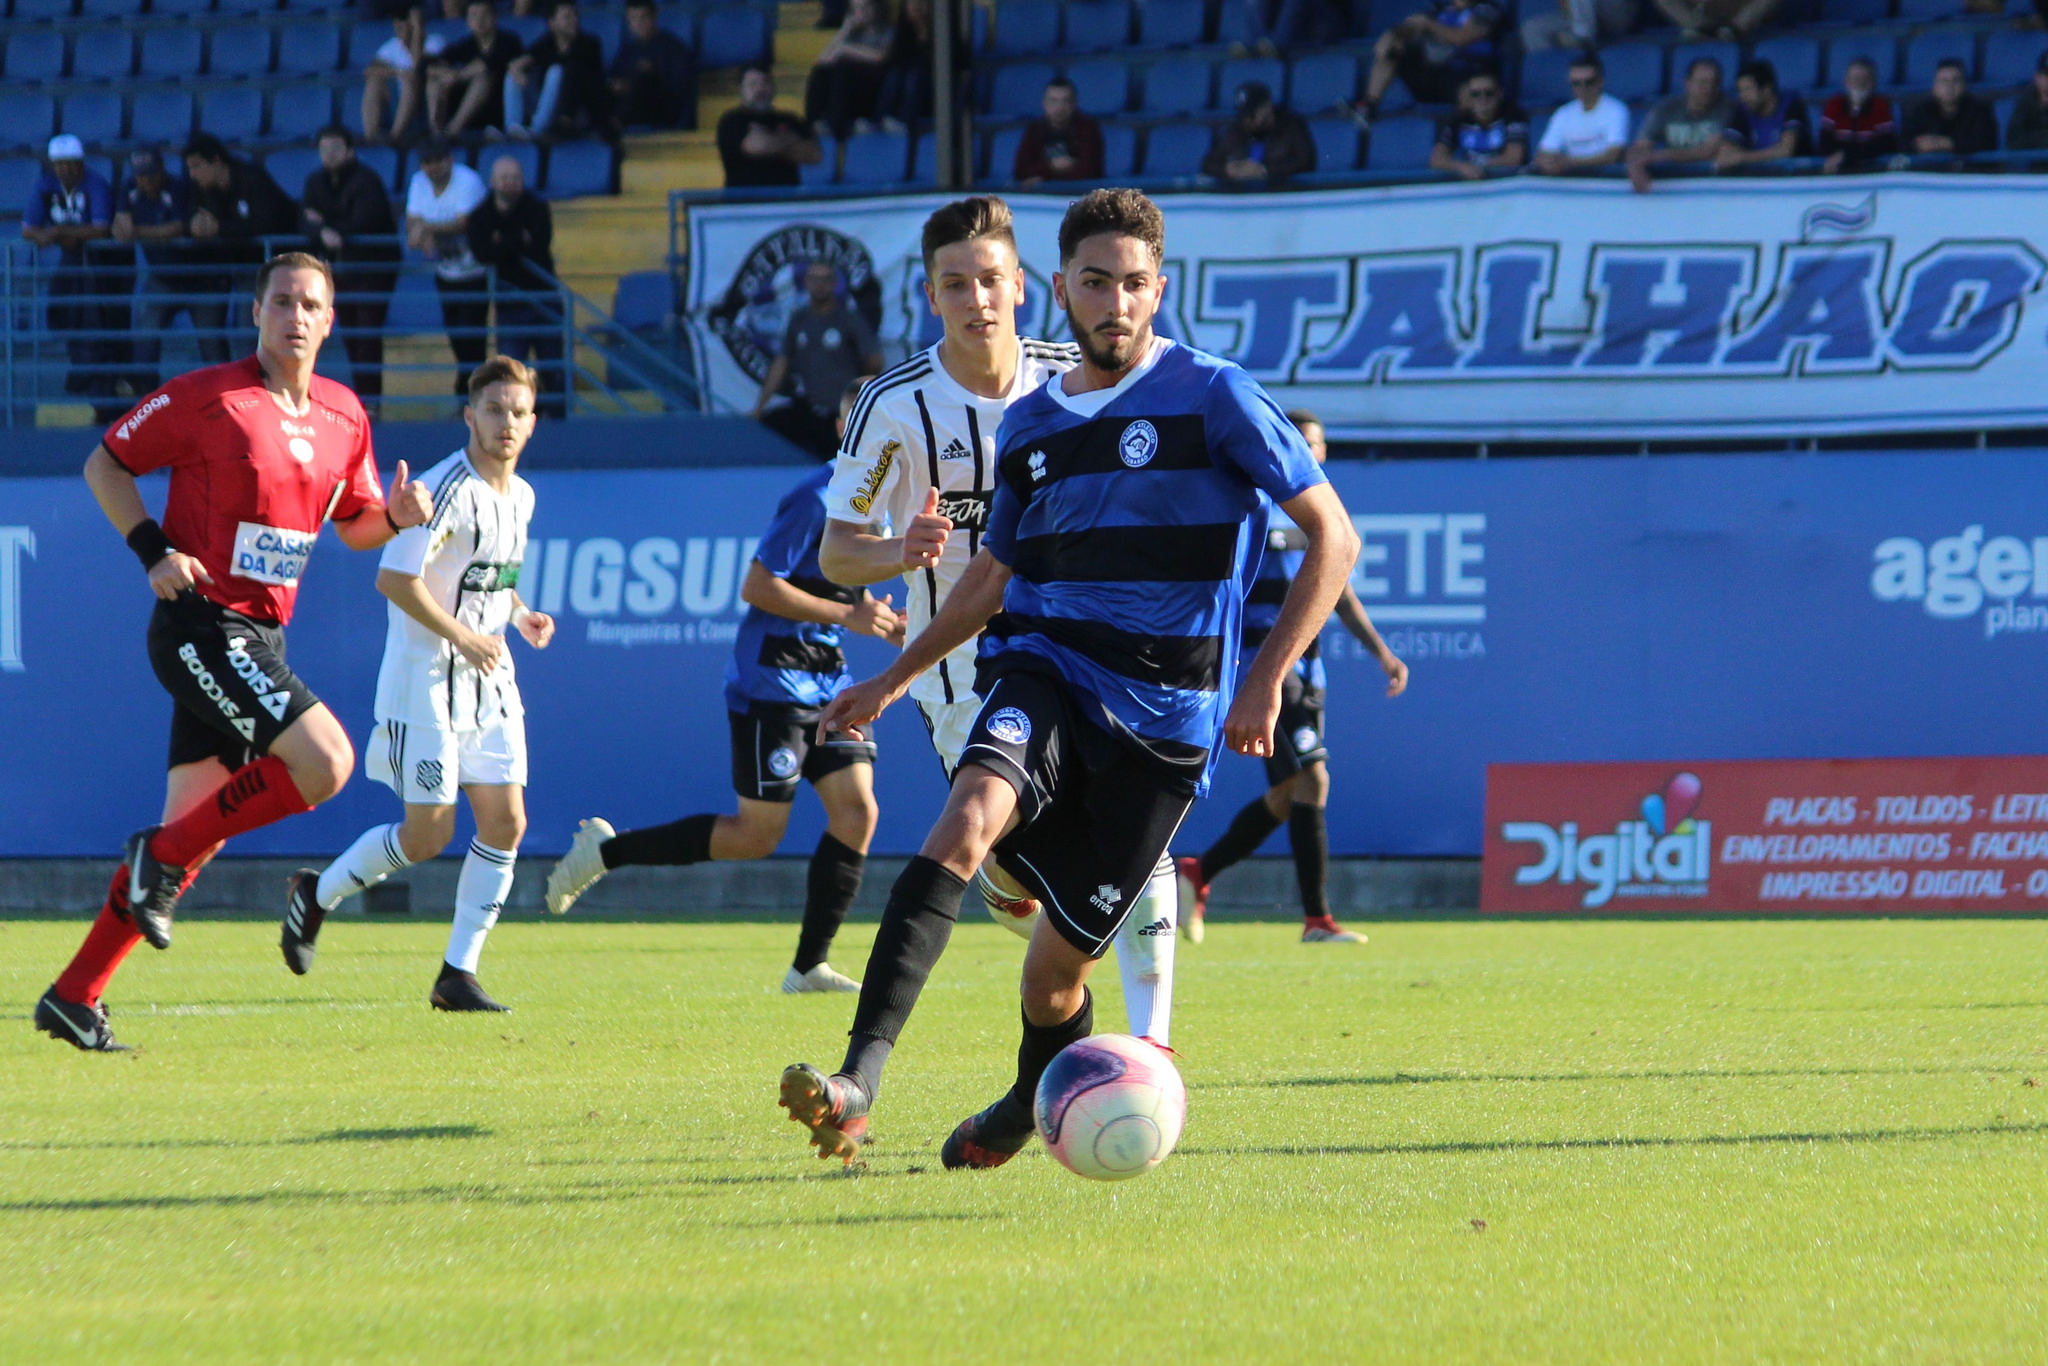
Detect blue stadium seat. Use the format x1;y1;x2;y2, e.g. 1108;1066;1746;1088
697;7;772;69
1102;119;1138;174
77;0;137;13
150;0;216;15
1521;48;1576;106
71;31;135;83
910;131;936;182
1136;0;1205;49
1067;57;1130;114
1142;55;1213;116
278;23;344;75
357;143;402;195
503;14;547;46
1994;93;2016;131
200;87;266;141
992;0;1060;58
1308;115;1360;172
339;77;370;136
1985;31;2048;86
840;129;908;184
11;0;74;19
1751;35;1822;91
286;0;355;11
1603;43;1664;100
4;31;66;83
0;94;57;150
140;28;205;80
1063;0;1131;53
1220;56;1287;111
613;270;674;332
130;90;195;148
210;25;275;77
1817;0;1891;20
265;146;322;198
544;139;614;197
800;137;837;186
1366;114;1435;169
1670;41;1739;89
983;123;1024;181
1896;0;1962;18
987;60;1056;120
348;19;391;67
0;158;42;212
1825;32;1899;86
60;91;124;145
216;0;279;15
1903;30;1977;85
270;84;336;140
1140;119;1211;175
1289;51;1358;113
1359;0;1418;33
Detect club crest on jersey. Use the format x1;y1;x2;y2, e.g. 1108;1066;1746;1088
767;747;800;779
985;707;1031;745
461;561;522;592
849;439;899;516
1119;421;1159;468
416;759;444;791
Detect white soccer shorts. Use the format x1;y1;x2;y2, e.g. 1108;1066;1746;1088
918;695;986;775
368;714;528;806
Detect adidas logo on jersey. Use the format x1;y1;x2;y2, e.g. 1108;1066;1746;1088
939;438;972;461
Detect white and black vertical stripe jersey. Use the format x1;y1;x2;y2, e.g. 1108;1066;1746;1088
822;338;1080;707
374;449;536;731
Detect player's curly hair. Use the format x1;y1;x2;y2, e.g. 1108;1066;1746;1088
1057;188;1165;268
920;195;1017;273
255;251;334;300
469;355;540;400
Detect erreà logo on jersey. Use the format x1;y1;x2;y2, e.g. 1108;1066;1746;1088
848;439;899;516
115;392;169;442
1499;772;1711;909
1027;451;1047;481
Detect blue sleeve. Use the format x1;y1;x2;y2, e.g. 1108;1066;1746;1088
753;487;822;581
23;178;51;229
1205;364;1326;505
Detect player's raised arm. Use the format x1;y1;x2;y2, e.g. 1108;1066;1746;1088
819;489;954;586
335;459;433;551
85;444;214;601
1225;482;1360;756
818;547;1011;741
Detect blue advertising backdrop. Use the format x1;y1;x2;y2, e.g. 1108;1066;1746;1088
2;450;2042;858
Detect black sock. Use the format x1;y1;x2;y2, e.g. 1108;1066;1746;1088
600;813;716;869
1199;796;1282;884
793;833;865;973
1001;989;1094;1123
1289;802;1330;920
836;855;968;1100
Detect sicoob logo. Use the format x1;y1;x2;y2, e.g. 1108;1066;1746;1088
1500;771;1712;908
115;393;170;441
706;226;881;383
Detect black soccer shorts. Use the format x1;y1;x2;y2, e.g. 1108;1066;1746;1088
147;591;321;770
958;670;1194;958
728;701;876;803
1262;669;1329;786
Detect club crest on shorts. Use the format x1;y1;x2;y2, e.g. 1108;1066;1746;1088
767;746;800;779
1293;726;1319;754
1118;420;1159;468
415;759;444;791
986;707;1032;745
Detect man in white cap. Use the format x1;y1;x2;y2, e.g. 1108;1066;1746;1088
22;134;117;417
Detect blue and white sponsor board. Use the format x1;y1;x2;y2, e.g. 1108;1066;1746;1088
685;176;2048;441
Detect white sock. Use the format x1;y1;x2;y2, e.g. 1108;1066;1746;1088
447;839;516;974
316;823;414;910
1112;854;1177;1046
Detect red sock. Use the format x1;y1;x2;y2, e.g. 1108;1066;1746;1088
148;755;314;868
54;866;144;1006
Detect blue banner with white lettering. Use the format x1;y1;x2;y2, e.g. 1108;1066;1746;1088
2;451;2044;857
685;177;2048;441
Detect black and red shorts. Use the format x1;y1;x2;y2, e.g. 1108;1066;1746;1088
146;591;321;769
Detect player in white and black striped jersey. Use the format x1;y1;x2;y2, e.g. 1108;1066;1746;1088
811;195;1181;1052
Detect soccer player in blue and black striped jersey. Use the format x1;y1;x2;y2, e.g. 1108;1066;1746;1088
779;188;1362;1169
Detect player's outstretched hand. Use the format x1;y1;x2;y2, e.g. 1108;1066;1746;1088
147;551;212;601
818;673;902;744
387;459;433;529
1222;677;1283;757
516;610;555;649
456;627;505;674
846;593;901;643
1381;651;1410;697
901;487;951;572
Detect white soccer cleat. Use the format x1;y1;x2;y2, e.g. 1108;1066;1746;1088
544;817;615;916
782;963;862;993
1301;916;1367;944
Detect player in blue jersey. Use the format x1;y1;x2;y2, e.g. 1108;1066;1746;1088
778;188;1362;1167
545;386;907;992
1177;408;1409;945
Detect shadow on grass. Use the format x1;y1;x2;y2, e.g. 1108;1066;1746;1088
1180;1118;2048;1161
0;1123;491;1153
1213;1063;2030;1091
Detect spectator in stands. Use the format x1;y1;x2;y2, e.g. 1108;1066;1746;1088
876;0;958;132
610;0;699;130
468;155;566;419
180;133;299;366
507;0;619;141
2008;51;2048;152
752;261;883;459
1014;77;1105;185
1626;56;1731;191
1429;70;1528;177
302;127;400;417
1819;57;1899;173
429;0;526;140
1649;0;1777;41
1232;0;1347;59
1203;81;1316;186
804;0;894;140
112;146;196;391
363;10;445;146
1716;58;1810;169
406;137;492;398
1357;0;1502;123
23;134;116;417
1903;58;1998;161
721;65;825;187
1520;0;1638;54
1533;53;1630;174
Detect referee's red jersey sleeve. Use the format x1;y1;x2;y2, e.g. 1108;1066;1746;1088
327;390;385;525
101;374;197;476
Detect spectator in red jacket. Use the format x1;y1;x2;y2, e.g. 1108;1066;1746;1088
1013;78;1104;185
1819;57;1898;173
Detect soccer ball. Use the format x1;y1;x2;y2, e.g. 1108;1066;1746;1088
1034;1033;1186;1181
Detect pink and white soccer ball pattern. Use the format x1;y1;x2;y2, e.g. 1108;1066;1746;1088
1034;1033;1186;1181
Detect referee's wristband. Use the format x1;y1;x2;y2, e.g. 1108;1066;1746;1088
125;518;174;571
384;506;403;536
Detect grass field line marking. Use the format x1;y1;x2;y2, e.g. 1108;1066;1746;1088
1178;1118;2048;1161
1209;1062;2033;1090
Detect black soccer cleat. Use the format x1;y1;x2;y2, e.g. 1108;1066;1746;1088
940;1095;1036;1171
34;987;132;1052
430;964;511;1013
124;825;187;951
280;868;327;976
777;1062;871;1165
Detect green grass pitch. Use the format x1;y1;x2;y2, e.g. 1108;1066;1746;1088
3;913;2047;1364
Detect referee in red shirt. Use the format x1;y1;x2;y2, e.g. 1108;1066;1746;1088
36;251;432;1052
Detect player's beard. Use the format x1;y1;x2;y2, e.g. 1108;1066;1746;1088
1069;309;1147;376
